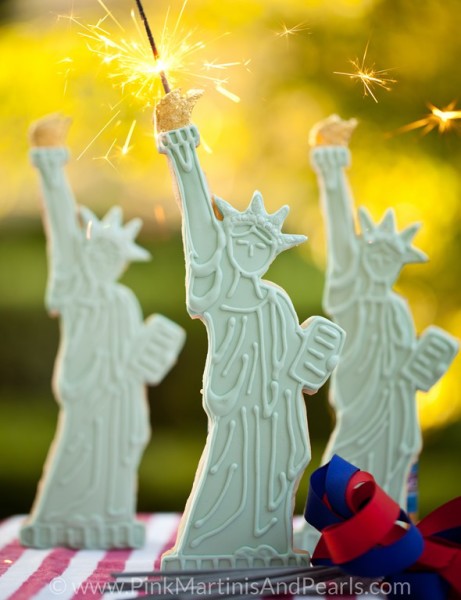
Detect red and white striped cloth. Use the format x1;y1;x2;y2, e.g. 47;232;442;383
0;515;380;600
0;514;178;600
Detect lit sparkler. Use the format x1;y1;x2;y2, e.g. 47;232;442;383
133;0;170;93
335;43;396;103
59;0;247;161
68;0;245;105
396;102;461;135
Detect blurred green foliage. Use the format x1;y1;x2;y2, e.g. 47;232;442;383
1;0;461;518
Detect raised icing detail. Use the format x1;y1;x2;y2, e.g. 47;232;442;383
20;117;185;549
156;97;345;569
310;119;458;507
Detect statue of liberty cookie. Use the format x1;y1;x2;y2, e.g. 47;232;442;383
20;115;185;549
155;91;345;570
296;116;458;552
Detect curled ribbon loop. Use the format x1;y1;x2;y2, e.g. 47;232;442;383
304;455;461;599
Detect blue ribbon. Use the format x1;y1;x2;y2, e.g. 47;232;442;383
304;455;458;599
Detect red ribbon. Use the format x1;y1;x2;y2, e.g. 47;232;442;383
317;471;403;563
307;457;461;598
414;497;461;596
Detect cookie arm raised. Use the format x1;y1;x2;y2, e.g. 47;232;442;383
157;125;219;264
309;117;359;276
155;91;224;314
29;116;79;310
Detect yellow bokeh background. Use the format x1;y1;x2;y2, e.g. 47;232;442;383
2;0;461;432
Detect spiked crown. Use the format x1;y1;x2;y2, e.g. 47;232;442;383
79;205;150;262
214;191;307;252
358;206;428;264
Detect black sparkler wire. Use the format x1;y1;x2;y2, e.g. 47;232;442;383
133;0;171;94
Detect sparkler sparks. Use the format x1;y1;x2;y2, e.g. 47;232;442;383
275;21;310;39
57;57;75;96
396;102;461;136
71;0;246;104
122;119;137;155
76;110;121;161
335;43;396;103
59;0;247;163
93;138;118;169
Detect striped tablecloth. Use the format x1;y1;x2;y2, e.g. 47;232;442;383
0;515;384;600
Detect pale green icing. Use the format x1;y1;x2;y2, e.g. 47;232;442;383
157;126;345;569
296;144;458;552
314;144;458;500
20;147;186;549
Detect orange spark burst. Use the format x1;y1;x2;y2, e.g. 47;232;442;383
335;43;396;103
396;102;461;136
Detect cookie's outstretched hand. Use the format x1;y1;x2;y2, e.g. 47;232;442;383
29;114;72;148
155;89;203;133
